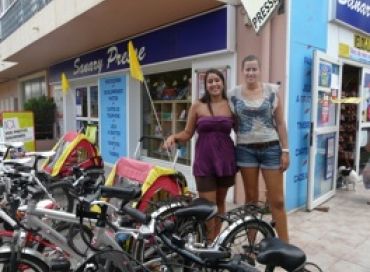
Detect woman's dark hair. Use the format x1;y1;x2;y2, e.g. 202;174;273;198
241;54;260;70
200;68;227;116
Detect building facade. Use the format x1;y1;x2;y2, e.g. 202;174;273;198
8;0;364;210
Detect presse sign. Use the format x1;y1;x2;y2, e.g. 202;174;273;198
241;0;280;33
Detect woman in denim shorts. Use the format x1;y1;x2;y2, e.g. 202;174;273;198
228;55;290;242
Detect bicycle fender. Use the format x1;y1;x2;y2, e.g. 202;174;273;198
213;216;275;249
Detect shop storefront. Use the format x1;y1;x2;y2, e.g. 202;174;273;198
305;0;370;210
287;0;370;211
48;6;237;193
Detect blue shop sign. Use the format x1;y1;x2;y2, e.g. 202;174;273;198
333;0;370;35
49;8;228;83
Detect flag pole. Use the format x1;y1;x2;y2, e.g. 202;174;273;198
128;40;172;162
142;79;173;162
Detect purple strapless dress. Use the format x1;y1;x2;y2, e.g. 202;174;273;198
193;116;237;177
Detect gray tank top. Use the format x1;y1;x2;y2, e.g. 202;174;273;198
228;83;279;145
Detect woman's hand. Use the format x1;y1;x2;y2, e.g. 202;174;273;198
280;152;290;172
163;135;176;150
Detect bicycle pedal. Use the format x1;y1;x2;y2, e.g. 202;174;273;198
49;259;71;272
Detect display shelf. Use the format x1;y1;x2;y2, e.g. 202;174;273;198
142;68;192;165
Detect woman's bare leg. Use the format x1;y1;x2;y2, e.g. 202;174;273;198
199;190;217;241
215;186;229;236
262;169;289;242
240;167;260;203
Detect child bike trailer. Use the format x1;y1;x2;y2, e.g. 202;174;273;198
104;157;188;212
42;131;103;178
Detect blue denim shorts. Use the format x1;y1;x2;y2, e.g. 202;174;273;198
236;143;282;169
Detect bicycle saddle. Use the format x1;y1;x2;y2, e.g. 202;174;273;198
257;237;306;272
174;197;217;221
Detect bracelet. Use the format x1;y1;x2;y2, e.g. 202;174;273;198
281;148;289;153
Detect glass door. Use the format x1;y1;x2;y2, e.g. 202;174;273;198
75;85;99;145
307;50;342;211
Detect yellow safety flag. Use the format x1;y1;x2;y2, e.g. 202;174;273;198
128;41;144;82
61;72;70;94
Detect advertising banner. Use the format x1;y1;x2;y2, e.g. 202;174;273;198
99;76;127;164
2;111;35;151
49;8;228;83
333;0;370;35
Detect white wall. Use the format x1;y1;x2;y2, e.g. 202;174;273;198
0;0;104;60
327;23;355;59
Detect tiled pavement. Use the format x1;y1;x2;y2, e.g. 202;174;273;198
226;184;370;271
288;185;370;272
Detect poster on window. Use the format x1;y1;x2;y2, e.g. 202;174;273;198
325;137;335;179
319;61;332;88
100;76;127;164
196;68;228;99
320;94;329;123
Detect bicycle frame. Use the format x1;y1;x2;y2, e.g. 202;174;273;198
18;197;187;269
19;199;111;268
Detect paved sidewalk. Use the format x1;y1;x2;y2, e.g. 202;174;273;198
287;185;370;272
228;184;370;271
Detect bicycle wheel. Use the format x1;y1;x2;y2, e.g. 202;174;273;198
132;202;205;271
219;219;275;265
75;250;135;272
0;252;49;272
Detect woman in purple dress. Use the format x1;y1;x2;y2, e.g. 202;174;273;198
164;69;237;241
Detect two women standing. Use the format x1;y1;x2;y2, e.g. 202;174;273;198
164;55;290;243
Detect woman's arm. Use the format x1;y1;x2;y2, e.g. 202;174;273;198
163;102;198;148
274;90;290;171
274;91;288;149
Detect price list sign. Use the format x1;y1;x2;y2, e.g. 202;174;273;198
100;76;127;164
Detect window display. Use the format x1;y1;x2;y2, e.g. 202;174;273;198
75;85;99;146
142;69;191;165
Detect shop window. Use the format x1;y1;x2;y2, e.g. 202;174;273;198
142;68;192;165
76;85;99;146
76;87;88;117
90;86;99;118
23;77;46;102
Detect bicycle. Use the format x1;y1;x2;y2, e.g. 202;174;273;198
97;188;320;272
76;187;257;272
129;198;275;271
1;150;74;213
0;178;193;271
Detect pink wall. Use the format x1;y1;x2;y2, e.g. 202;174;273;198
0;80;17;99
234;6;287;204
